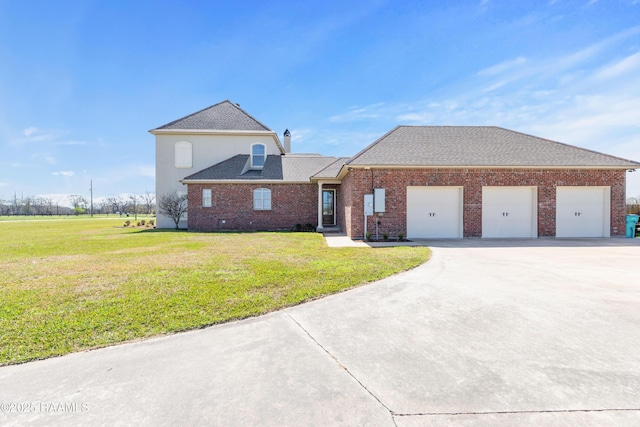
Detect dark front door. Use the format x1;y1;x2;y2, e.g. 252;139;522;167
322;189;335;226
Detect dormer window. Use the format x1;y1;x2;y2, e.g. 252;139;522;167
251;143;266;169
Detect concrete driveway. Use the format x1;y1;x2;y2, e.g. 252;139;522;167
2;239;640;426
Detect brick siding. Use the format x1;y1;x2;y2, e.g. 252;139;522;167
187;168;626;237
188;183;318;231
339;168;626;238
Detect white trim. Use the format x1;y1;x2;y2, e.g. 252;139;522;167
322;189;336;226
149;129;285;154
556;186;610;238
481;186;537;238
181;180;312;185
202;188;212;207
341;164;635;170
253;188;272;210
316;182;324;231
406;186;463;239
250;143;266;170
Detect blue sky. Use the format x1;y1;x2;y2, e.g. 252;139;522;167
1;0;640;205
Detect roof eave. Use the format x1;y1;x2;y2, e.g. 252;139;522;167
181;179;312;185
310;177;342;183
342;164;638;170
149;129;285;154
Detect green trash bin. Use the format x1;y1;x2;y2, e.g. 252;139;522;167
626;214;639;238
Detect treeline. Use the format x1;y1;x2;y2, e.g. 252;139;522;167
628;197;640;215
0;192;156;216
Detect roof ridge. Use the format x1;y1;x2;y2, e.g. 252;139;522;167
153;100;231;130
225;101;274;132
151;100;274;132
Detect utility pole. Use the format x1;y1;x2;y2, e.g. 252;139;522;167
90;180;94;217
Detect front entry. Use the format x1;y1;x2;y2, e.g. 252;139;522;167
322;189;336;226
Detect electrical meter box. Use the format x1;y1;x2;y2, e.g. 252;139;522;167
374;188;385;213
364;194;374;216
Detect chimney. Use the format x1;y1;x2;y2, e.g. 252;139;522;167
283;129;291;154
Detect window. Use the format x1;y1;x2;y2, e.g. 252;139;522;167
251;143;266;169
253;188;271;210
202;189;212;207
175;141;192;168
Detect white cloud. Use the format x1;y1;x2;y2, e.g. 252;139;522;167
329;103;386;123
320;25;640;198
30;153;57;165
13;127;87;146
20;127;70;143
135;165;155;178
52;171;75;177
477;57;527;77
594;51;640;80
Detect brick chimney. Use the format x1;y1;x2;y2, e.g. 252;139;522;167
283;129;291;154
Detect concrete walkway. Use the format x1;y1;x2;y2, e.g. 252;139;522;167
1;239;640;426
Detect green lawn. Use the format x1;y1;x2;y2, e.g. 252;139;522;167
0;218;430;365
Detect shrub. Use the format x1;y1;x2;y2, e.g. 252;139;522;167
124;220;130;227
141;220;146;226
383;233;389;241
149;219;155;226
365;231;372;241
304;223;315;232
398;232;405;241
294;223;302;232
137;222;142;227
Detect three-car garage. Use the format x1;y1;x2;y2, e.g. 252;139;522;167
406;185;611;239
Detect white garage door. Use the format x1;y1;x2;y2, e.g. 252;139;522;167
556;187;610;238
407;186;463;238
482;187;537;238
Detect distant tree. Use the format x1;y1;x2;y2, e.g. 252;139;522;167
0;199;9;215
158;191;187;229
42;195;58;215
97;199;112;214
129;194;140;220
68;195;88;215
141;191;156;215
106;195;126;215
627;196;640;214
21;196;33;215
33;196;47;215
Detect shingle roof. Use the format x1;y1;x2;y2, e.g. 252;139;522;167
347;126;640;168
312;157;350;179
152;100;272;132
182;154;337;183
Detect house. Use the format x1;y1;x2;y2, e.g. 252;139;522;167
151;100;640;238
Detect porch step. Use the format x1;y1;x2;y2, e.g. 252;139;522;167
321;226;342;234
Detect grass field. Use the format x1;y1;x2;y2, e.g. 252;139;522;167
0;217;430;365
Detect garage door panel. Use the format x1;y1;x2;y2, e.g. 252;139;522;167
407;187;462;239
482;187;537;238
556;187;609;238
